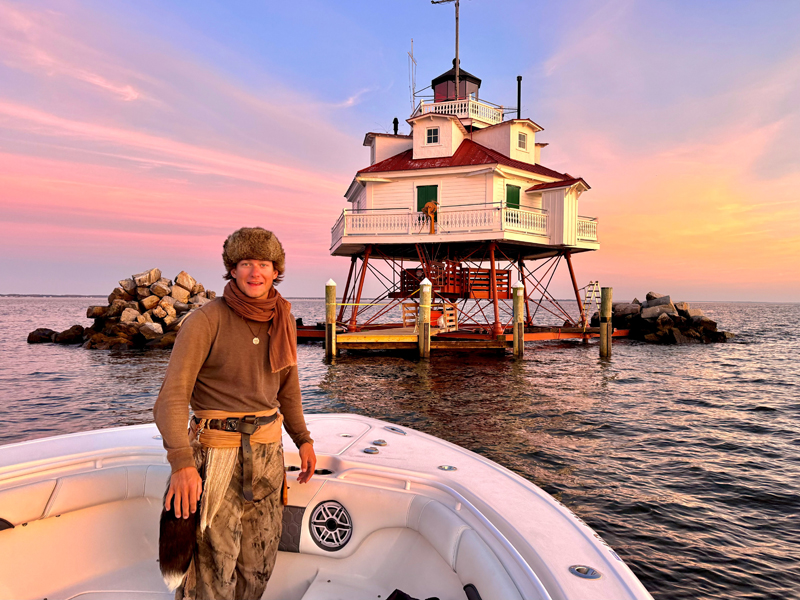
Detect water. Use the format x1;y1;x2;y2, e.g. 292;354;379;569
1;297;799;600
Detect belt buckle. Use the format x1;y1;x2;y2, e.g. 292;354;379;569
225;417;240;432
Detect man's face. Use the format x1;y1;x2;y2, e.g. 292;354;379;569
231;259;278;299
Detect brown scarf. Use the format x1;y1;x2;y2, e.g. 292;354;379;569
223;281;297;373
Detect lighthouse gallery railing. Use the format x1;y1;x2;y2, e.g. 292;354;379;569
331;206;556;248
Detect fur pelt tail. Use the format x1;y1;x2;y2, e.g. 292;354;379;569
159;480;198;591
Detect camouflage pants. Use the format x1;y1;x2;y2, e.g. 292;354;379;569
176;441;284;600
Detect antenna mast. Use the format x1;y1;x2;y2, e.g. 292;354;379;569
431;0;460;100
408;39;417;113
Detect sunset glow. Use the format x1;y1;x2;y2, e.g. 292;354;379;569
1;0;798;300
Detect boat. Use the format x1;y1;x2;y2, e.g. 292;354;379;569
0;413;652;599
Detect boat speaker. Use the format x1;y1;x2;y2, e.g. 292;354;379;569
309;500;352;551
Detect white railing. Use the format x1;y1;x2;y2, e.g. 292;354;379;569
331;211;345;244
503;207;548;236
413;98;503;125
439;207;500;233
577;216;598;242
331;206;551;248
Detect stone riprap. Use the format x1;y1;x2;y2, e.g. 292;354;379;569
591;291;734;344
27;269;215;350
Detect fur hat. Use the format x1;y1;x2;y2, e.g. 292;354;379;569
222;227;285;284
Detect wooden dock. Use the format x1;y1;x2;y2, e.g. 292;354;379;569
298;324;629;352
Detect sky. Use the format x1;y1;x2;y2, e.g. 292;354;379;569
0;0;798;301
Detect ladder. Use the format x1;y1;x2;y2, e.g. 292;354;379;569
581;281;600;331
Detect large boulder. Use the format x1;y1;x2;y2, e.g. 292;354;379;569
139;322;164;340
646;291;666;302
647;295;673;308
119;278;137;294
674;301;690;313
207;291;216;300
150;281;171;297
137;286;153;299
86;306;107;319
191;283;205;296
189;295;211;307
133;268;161;287
54;325;85;344
106;299;128;318
140;295;160;311
27;328;57;343
173;302;190;313
692;316;717;332
170;285;191;303
613;303;640;317
174;271;196;292
108;287;134;304
120;308;141;324
641;305;677;319
685;308;705;318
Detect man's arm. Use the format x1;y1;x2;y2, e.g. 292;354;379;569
153;309;214;516
277;361;316;483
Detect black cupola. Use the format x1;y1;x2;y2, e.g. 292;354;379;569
432;59;481;103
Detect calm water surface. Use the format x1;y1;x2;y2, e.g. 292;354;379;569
1;297;798;600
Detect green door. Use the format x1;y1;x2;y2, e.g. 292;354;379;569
506;185;520;210
417;185;438;212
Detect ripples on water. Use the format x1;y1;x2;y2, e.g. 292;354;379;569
1;297;798;600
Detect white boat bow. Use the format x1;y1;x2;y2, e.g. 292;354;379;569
0;414;652;600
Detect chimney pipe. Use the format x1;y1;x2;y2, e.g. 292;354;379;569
516;76;522;120
393;117;399;135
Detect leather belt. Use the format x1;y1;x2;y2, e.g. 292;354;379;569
192;413;279;501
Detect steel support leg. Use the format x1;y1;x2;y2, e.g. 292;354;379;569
338;256;357;324
489;242;503;337
565;251;585;328
348;245;372;332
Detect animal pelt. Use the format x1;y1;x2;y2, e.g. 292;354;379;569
222;227;285;283
158;480;198;591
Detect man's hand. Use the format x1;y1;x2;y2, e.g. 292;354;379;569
297;443;316;484
165;466;203;519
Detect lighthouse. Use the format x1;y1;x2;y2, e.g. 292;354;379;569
324;60;599;348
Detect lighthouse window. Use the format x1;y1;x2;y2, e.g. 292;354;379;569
518;132;528;150
426;127;440;145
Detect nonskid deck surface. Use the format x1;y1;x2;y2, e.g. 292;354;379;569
0;414;652;600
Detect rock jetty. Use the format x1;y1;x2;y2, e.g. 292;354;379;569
591;291;734;344
27;268;215;350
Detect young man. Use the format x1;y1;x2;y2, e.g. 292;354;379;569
154;227;316;599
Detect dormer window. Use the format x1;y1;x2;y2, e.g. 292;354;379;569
426;127;440;145
518;132;527;151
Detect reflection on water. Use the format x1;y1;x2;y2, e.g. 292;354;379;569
1;298;799;600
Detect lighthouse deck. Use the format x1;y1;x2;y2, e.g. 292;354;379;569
330;206;599;256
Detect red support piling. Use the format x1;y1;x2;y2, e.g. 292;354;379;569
338;256;357;324
489;242;503;337
348;245;372;332
565;251;585;328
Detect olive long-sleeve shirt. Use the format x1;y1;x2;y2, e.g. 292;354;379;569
153;298;313;472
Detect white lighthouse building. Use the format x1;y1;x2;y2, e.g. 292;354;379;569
328;61;599;337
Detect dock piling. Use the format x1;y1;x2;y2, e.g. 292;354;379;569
600;286;612;358
418;278;432;358
512;281;524;357
325;279;337;359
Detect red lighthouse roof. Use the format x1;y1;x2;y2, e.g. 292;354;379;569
358;139;569;180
